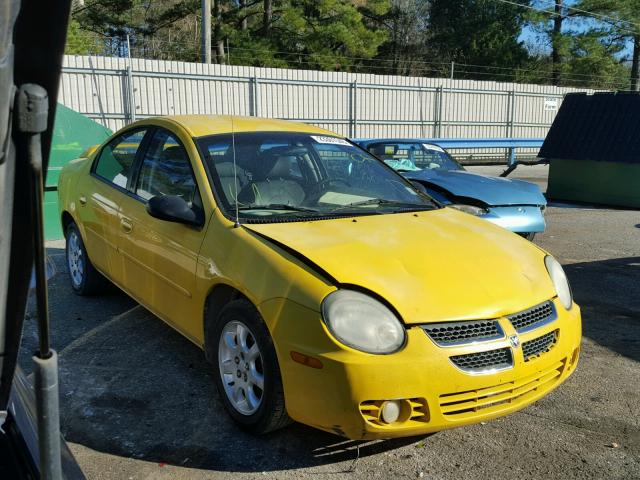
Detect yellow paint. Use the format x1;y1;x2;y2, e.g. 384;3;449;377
58;115;582;439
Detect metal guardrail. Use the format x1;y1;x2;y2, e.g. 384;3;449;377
424;138;545;173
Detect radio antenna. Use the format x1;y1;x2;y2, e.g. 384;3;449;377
231;116;240;228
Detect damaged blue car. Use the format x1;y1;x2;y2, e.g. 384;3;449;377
355;139;546;240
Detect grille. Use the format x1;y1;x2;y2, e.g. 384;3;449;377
422;320;503;346
508;301;556;333
439;359;565;418
522;330;558;361
450;347;513;373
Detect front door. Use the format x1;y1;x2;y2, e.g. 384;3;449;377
117;127;207;343
79;128;149;284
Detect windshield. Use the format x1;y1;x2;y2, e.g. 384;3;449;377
366;142;463;172
197;132;437;221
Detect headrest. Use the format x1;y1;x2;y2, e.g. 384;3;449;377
368;145;388;156
162;145;186;161
216;161;246;178
265;156;293;178
222;144;258;170
252;147;301;180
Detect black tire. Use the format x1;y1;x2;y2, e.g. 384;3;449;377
519;232;536;241
65;222;107;295
209;298;291;434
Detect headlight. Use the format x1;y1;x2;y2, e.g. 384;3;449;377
321;290;405;354
449;204;488;216
545;255;573;310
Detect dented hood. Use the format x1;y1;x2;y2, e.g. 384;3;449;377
244;208;556;324
403;169;546;206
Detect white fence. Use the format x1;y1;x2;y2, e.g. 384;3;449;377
59;55;593;140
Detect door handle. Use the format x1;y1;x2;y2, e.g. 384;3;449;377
120;217;133;234
79;196;87;206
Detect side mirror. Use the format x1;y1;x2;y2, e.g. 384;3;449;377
146;195;204;227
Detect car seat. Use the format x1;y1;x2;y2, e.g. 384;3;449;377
238;151;305;206
216;162;249;204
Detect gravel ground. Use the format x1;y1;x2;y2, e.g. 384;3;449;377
20;164;640;479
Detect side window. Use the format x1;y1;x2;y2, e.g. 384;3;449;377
135;129;199;203
94;129;146;188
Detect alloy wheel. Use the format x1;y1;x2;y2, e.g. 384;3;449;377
67;229;84;288
218;320;265;415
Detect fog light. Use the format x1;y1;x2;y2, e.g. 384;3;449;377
381;400;401;423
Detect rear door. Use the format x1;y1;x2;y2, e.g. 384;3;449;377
117;127;208;343
80;128;149;284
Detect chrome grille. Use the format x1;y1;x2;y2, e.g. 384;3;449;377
422;320;503;346
522;330;558;361
450;347;513;373
508;301;556;333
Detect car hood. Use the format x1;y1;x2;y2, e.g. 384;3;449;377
244;209;556;324
403;169;546;206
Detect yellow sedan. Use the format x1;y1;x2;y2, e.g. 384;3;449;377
58;115;581;439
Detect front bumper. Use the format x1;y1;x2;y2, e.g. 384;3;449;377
481;205;546;234
262;297;581;440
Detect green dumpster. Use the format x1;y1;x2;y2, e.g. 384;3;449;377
541;92;640;208
46;104;112;240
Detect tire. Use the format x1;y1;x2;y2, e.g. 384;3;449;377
65;222;107;295
210;298;291;434
519;232;536;241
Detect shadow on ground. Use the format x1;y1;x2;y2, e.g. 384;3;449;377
21;247;639;473
564;256;640;363
20;247;420;473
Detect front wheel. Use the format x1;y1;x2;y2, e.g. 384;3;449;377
65;222;107;295
211;299;291;434
518;232;536;241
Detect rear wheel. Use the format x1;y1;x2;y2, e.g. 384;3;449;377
518;232;536;241
210;299;291;434
65;222;107;295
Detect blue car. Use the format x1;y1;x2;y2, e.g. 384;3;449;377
355;139;546;240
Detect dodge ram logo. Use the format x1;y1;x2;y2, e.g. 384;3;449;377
509;334;520;348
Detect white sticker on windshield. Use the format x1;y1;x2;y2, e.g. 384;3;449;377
423;143;445;152
311;135;351;146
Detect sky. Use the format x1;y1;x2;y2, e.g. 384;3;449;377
517;10;634;61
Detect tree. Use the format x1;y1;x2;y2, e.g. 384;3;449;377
577;0;640;90
427;0;530;80
65;18;102;55
369;0;431;76
263;0;273;37
225;0;390;70
565;31;629;88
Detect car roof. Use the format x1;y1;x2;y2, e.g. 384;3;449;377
354;138;437;147
137;115;337;138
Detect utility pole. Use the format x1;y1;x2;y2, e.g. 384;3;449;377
551;0;562;86
631;34;639;91
202;0;211;63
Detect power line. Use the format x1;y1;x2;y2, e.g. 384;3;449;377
78;35;635;88
492;0;639;35
122;37;631;83
535;0;640;31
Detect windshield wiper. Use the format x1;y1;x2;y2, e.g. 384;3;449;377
331;198;432;212
237;203;320;213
